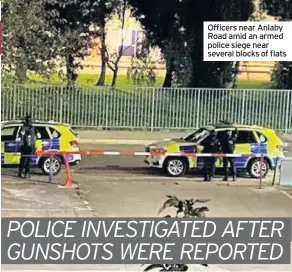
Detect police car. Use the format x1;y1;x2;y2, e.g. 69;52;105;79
144;122;285;178
1;120;81;175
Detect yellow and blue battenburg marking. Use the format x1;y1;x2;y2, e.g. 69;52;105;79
42;138;60;151
178;142;271;170
179;146;197;153
1;138;62;166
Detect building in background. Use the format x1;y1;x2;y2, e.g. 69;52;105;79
79;5;277;81
79;8;165;76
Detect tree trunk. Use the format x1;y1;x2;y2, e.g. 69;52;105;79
96;58;106;86
111;68;118;87
232;61;240;88
96;19;107;86
163;58;174;87
66;54;77;86
15;63;27;84
15;56;27;83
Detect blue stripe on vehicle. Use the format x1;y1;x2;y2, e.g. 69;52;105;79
180;146;196;153
4;142;18;152
250;143;267;154
235;157;248;168
29;154;38;165
42;139;60;151
196;157;248;169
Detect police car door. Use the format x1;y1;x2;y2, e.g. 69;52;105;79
234;130;258;169
1;125;21;164
185;128;209;169
34;126;52;152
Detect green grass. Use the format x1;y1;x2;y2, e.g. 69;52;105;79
26;73;271;89
235;79;272;89
27;73;165;88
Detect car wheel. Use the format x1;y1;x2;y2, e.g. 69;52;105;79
164;158;187;177
248;158;269;179
40;156;62;176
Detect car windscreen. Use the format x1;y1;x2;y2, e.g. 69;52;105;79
184;128;209;142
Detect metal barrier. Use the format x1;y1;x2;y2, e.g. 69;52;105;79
279;157;292;186
1;85;292;132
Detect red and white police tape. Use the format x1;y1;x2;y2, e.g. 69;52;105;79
36;150;264;158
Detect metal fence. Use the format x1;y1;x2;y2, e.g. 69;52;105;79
1;84;292;132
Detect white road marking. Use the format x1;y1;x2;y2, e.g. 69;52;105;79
280;190;292;199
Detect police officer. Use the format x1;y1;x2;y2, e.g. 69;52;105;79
202;130;220;181
219;128;238;181
17;115;39;178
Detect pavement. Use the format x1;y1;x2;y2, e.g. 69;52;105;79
2;139;292;271
1;173;94;217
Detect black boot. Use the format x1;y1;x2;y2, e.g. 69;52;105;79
24;172;31;179
222;176;228;181
203;175;211;182
18;172;23;178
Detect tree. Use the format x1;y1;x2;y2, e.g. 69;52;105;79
106;0;127;86
231;3;269;88
95;13;108;86
261;0;292;18
2;0;98;85
45;0;95;86
88;0;119;86
271;62;292;89
261;0;292;89
103;0;140;86
129;0;183;87
129;0;254;88
127;40;157;86
180;0;254;88
2;0;59;83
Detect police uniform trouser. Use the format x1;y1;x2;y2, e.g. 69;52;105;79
223;157;236;177
19;147;34;175
204;157;216;178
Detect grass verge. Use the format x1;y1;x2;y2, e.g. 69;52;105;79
27;73;272;89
